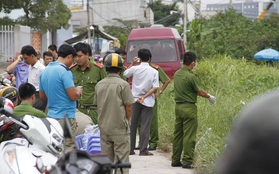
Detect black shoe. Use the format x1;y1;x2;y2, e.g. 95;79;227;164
129;151;135;155
147;146;157;151
139;151;153;156
171;162;182;167
135;146;140;150
182;163;194;169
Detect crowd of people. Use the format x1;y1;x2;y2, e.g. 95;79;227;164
0;42;218;173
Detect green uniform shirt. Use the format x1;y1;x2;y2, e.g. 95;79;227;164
71;62;107;106
150;64;170;84
13;101;47;118
94;74;134;135
120;66;129;82
174;66;202;103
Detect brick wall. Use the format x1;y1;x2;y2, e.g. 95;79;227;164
32;31;41;52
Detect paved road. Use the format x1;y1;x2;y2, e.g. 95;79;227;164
129;149;193;174
130;135;193;174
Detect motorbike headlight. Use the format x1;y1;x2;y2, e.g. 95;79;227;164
50;133;64;153
52;133;63;143
3;146;20;173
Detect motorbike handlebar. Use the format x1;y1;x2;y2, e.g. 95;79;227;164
0;108;28;129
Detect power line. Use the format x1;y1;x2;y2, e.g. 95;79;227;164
93;0;133;5
92;8;144;25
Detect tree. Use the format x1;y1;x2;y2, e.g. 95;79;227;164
187;9;279;60
148;0;181;27
0;0;71;33
0;17;15;26
103;19;140;49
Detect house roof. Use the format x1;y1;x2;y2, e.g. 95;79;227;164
64;25;117;44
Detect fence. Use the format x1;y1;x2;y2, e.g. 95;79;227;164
0;24;33;62
0;25;14;62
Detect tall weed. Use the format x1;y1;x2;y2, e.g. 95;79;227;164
157;55;279;173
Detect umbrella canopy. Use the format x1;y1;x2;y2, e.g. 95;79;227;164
254;48;279;61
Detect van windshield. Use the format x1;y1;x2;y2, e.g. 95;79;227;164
126;39;178;63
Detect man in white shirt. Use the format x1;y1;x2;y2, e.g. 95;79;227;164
21;45;46;111
124;48;159;156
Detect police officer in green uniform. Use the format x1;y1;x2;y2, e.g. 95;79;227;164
136;64;171;150
136;63;171;150
171;51;216;169
13;82;47;118
71;42;107;124
148;64;171;150
115;49;129;82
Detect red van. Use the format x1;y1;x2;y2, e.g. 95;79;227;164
125;26;186;78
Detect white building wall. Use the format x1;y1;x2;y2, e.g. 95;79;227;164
71;0;153;28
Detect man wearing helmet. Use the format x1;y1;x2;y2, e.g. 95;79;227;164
94;53;134;174
0;86;19;106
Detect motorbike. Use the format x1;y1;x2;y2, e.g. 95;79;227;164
0;105;64;174
0;72;15;89
0;97;131;174
48;149;131;174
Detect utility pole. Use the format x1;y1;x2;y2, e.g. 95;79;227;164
87;0;91;47
91;0;94;53
183;0;188;47
199;0;201;18
229;0;232;8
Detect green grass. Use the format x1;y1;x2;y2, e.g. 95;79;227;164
157;55;279;173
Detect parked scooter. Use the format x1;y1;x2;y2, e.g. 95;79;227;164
0;97;64;174
0;72;15;89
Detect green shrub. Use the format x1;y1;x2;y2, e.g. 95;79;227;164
157;55;279;173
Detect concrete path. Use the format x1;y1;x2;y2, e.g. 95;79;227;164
129;149;193;174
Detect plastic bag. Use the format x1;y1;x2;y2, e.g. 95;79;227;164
84;124;100;135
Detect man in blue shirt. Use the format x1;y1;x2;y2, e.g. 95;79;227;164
39;44;82;150
6;54;29;89
39;44;82;119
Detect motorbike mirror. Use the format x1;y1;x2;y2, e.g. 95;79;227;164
64;114;73;139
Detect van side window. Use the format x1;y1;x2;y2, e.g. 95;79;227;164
127;40;178;63
177;40;183;62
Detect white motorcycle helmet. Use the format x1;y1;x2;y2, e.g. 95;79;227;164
0;97;14;114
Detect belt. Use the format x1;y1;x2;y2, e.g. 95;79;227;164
176;101;195;104
78;104;97;109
